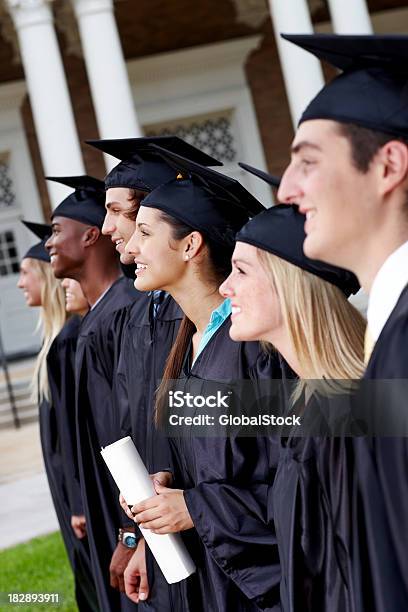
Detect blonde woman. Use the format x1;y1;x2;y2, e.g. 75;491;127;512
18;223;66;402
220;196;365;612
18;222;97;611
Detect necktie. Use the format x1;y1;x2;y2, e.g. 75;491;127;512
364;326;376;365
152;290;165;318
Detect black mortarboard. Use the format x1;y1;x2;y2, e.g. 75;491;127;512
237;204;360;296
281;34;408;138
87;136;223;192
21;220;51;263
238;163;281;189
139;145;265;246
47;175;106;228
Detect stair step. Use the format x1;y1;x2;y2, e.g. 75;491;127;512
0;404;38;429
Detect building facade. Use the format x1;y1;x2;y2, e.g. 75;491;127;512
0;0;406;356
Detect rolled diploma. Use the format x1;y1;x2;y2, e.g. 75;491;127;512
101;436;196;584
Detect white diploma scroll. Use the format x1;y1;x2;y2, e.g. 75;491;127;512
101;436;196;584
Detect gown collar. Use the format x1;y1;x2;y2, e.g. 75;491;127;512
367;240;408;341
192;299;232;367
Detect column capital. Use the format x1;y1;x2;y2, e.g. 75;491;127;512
6;0;54;29
71;0;113;19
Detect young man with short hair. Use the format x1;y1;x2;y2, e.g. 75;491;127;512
278;35;408;610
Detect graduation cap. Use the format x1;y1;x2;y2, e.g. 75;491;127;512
281;34;408;138
151;145;264;216
239;163;281;189
139;145;265;246
87;136;223;192
21;220;51;263
237;204;360;296
47;175;106;229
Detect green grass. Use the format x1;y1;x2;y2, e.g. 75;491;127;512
0;532;77;611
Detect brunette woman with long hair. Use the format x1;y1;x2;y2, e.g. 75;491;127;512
220;188;365;612
87;137;221;608
122;151;286;612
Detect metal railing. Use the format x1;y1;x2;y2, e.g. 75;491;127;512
0;326;20;429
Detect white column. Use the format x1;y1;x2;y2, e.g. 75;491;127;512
72;0;143;171
7;0;85;208
268;0;325;127
327;0;372;34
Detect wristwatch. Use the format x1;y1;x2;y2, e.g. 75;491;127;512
118;528;137;549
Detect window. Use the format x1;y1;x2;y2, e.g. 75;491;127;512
0;155;16;209
145;110;237;164
0;230;20;276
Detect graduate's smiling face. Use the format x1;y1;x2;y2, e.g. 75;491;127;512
17;258;42;306
219;242;283;342
45;217;90;279
61;278;88;314
278;119;377;273
125;206;189;292
102;187;145;265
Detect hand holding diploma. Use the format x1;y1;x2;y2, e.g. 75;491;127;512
132;481;194;534
150;471;173;487
119;493;134;521
101;436;196;583
119;471;173;521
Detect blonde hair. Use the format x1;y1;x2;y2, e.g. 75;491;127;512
258;250;365;401
29;259;67;401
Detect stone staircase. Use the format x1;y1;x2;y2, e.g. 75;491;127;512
0;358;38;429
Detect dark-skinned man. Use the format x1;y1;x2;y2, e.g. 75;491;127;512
45;175;139;611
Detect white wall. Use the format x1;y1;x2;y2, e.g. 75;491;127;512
0;80;43;356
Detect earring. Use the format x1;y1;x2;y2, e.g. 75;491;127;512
185;255;190;261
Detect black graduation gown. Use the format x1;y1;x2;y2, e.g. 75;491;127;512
75;276;142;612
271;393;356;612
350;284;408;611
272;285;408;612
114;292;182;469
44;316;98;612
115;294;195;612
144;317;284;612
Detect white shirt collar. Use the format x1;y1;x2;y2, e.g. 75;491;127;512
90;284;112;311
367;240;408;341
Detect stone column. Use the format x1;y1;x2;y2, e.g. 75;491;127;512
7;0;85;208
327;0;372;34
72;0;143;170
267;0;325;127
